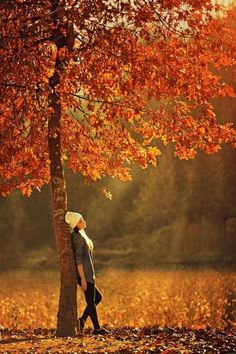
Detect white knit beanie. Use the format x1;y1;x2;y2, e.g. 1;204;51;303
65;211;83;229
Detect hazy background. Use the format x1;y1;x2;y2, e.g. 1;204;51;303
1;85;236;273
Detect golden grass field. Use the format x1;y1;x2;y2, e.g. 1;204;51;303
0;268;235;331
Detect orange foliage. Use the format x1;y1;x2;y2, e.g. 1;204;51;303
0;1;235;196
0;269;235;330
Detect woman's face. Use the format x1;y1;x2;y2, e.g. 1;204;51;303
77;217;86;230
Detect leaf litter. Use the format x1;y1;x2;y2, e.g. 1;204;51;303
0;326;235;354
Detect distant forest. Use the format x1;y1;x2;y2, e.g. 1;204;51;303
1;89;236;272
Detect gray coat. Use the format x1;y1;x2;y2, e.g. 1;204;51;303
71;230;96;283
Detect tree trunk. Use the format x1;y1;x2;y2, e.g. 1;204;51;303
47;0;78;337
48;89;78;337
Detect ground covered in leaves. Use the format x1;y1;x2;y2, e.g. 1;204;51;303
1;269;235;330
1;269;235;352
0;326;236;354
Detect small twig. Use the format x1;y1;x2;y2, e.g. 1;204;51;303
70;93;147;113
0;83;26;89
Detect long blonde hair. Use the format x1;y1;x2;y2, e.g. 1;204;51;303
78;229;94;252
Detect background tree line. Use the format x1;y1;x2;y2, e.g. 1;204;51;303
1;92;235;271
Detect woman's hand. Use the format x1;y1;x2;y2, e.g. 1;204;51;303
77;265;87;291
81;278;87;291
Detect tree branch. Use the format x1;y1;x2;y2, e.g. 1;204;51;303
70;93;147;113
0;83;27;89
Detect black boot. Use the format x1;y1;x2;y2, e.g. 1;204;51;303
93;327;109;335
77;317;85;333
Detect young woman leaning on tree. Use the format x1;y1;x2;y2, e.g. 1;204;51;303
65;211;109;335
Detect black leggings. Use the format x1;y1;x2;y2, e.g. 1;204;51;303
78;278;102;330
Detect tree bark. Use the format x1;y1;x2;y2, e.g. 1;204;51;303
48;89;78;337
48;0;77;337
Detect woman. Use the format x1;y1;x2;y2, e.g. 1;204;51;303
65;211;109;335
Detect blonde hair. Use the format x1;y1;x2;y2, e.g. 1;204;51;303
79;229;94;252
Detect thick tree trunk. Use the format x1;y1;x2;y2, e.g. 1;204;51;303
48;89;78;337
47;0;77;337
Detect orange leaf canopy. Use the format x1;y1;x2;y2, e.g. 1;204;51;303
0;0;235;196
